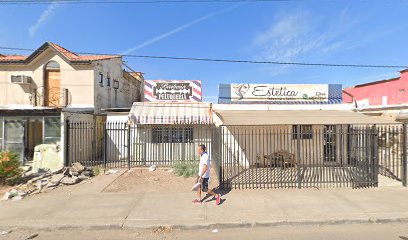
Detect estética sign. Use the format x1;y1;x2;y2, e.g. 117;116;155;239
144;80;202;102
230;84;329;102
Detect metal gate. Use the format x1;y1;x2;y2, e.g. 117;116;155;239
65;120;407;188
218;125;380;189
377;125;406;183
65;119;215;168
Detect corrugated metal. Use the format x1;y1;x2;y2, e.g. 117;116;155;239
129;102;212;124
215;110;395;125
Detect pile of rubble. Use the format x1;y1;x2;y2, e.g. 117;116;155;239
1;163;94;201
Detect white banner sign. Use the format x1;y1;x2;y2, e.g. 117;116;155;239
230;84;329;102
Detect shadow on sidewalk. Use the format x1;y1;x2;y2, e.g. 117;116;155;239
201;185;231;204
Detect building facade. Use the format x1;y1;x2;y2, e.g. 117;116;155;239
342;69;408;121
0;42;144;162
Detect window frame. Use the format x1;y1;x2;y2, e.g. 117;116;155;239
152;126;194;144
99;73;104;86
43;117;61;144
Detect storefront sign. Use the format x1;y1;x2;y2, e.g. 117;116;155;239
219;84;342;104
144;80;202;102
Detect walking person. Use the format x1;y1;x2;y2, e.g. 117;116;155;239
192;145;221;205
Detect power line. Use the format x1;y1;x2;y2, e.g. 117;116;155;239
0;46;407;69
0;0;299;4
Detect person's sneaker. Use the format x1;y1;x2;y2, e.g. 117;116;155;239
192;199;201;204
216;194;221;205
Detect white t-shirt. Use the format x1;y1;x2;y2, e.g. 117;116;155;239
198;152;210;178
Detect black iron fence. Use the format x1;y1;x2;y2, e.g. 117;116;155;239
65;120;407;189
65;119;214;168
218;125;380;189
377;125;406;182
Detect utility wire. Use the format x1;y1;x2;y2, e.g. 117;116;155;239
0;0;300;4
0;46;407;69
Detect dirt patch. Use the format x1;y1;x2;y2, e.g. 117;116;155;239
0;185;11;196
103;167;218;193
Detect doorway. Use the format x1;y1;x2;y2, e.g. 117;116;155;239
44;61;61;107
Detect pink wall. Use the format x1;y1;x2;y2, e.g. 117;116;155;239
343;70;408;106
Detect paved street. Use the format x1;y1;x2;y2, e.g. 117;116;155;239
1;172;408;231
1;223;408;240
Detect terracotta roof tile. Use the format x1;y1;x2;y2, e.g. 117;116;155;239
0;55;27;62
0;42;120;64
49;42;120;61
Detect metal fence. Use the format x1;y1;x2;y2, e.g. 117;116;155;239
377;125;406;182
65;119;214;168
218;125;380;189
66;120;407;189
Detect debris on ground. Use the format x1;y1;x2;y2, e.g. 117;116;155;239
153;226;172;234
1;162;94;201
167;169;174;173
105;169;119;175
149;165;157;172
212;229;218;233
25;233;39;239
0;230;12;236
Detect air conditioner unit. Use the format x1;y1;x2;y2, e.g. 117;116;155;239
11;75;31;84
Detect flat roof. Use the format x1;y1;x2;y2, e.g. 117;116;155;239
214;110;395;125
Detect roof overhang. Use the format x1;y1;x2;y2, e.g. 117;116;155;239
129;102;212;125
214;110;395;125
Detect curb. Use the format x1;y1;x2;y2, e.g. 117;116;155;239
123;217;408;230
3;217;408;231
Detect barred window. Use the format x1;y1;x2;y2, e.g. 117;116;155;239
152;127;193;143
292;125;313;140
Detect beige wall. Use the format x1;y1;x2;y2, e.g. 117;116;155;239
0;48;144;113
93;58;143;113
0;49;94;108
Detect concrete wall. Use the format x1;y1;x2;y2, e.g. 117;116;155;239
93;59;143;113
0;48;94;108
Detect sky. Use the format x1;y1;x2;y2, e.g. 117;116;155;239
0;0;407;102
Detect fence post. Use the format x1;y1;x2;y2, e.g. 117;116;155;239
64;119;70;166
297;125;302;189
373;125;379;186
403;124;407;187
103;121;107;169
127;122;131;170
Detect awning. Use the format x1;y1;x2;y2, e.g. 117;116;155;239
129;102;212;124
214;110;395;125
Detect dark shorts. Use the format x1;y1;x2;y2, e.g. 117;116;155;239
200;177;209;192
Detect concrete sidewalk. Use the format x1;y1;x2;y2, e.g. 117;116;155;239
1;174;408;230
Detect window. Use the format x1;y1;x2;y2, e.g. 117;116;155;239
292;125;313;140
152;127;193;143
113;80;119;89
107;76;111;87
45;61;60;70
99;73;104;86
44;117;61;144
